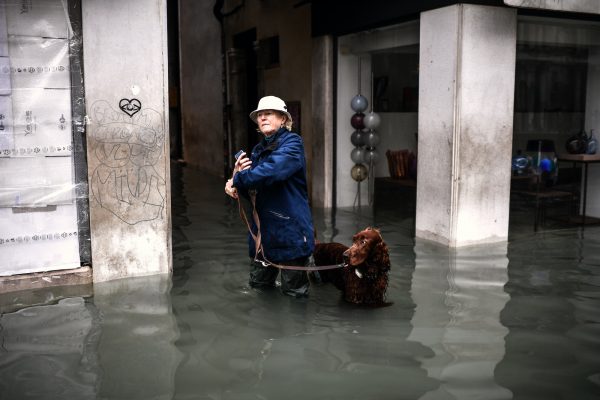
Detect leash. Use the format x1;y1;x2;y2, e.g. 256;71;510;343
236;193;345;272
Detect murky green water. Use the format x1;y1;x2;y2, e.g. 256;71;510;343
1;164;600;400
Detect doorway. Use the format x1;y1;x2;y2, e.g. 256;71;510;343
228;28;259;160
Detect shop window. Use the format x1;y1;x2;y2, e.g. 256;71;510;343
371;46;419;113
0;0;89;276
514;17;600;152
336;21;420;208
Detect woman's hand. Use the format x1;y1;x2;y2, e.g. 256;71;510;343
227;152;251;198
225;178;238;199
234;152;252;173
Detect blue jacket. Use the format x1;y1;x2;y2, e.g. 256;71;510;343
233;128;314;262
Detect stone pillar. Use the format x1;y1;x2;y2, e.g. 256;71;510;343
311;35;334;209
82;0;172;281
416;5;517;247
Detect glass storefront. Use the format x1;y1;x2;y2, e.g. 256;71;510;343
514;16;600;154
512;16;600;222
336;21;420;207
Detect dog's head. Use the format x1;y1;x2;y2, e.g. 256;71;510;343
343;227;390;272
342;227;391;305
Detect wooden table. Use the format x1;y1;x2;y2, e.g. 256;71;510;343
556;153;600;227
511;173;574;231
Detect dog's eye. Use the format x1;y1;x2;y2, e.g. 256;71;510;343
361;239;368;245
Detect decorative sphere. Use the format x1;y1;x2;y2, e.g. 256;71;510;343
350;95;368;112
365;131;380;148
365;148;380;164
351;164;368;182
350;147;365;164
363;112;381;130
350;130;365;147
511;155;529;173
351;113;365;129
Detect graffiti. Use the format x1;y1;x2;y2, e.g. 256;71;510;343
119;98;142;117
89;100;166;225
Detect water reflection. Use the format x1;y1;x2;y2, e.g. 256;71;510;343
0;275;183;400
1;164;600;399
496;231;600;400
169;241;436;399
93;275;182;400
408;240;512;400
0;297;99;399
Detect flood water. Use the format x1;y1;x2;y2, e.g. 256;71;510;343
1;163;600;400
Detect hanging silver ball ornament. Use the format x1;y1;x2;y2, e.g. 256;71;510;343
365;131;380;148
350;95;368;112
363;111;381;130
365;148;380;164
350;147;365;164
350;113;365;130
351;163;368;182
350;130;366;147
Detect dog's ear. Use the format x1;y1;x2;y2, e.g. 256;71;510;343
373;241;391;271
367;227;383;240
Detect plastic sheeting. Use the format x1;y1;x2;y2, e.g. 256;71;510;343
0;0;89;276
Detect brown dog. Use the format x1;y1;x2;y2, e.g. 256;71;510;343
313;227;391;305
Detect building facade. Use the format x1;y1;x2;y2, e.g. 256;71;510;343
2;0;600;289
0;0;171;290
194;0;600;246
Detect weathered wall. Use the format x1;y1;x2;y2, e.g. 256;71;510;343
416;5;517;247
221;0;313;186
82;0;172;282
179;0;223;175
505;0;600;13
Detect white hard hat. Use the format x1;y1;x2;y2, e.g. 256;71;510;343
249;95;293;124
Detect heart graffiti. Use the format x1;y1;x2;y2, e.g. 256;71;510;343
119;98;142;117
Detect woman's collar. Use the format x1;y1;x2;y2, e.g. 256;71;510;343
263;127;287;142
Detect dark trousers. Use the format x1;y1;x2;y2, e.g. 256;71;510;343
249;255;314;298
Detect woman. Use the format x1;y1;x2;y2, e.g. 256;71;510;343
225;96;315;298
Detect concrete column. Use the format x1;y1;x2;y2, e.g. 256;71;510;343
311;35;334;209
82;0;172;281
416;5;517;247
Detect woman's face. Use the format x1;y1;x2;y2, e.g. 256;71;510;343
256;110;286;136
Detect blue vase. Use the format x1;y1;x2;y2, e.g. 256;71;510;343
566;130;588;154
587;130;597;155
